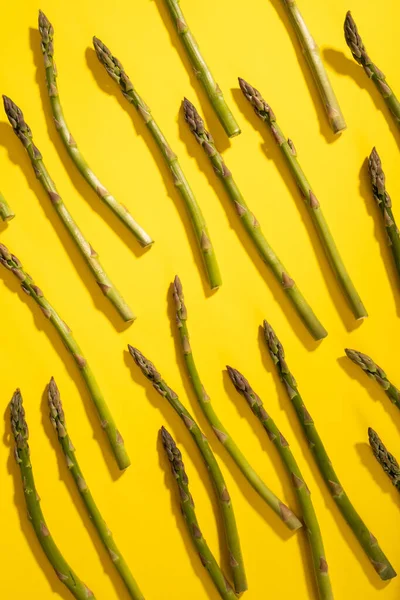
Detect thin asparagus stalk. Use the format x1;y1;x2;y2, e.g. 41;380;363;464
10;389;96;599
0;190;15;221
227;367;333;600
345;349;400;412
239;78;367;321
173;275;302;530
93;38;221;291
263;320;396;580
163;0;240;138
344;12;400;128
280;0;346;133
0;243;130;470
48;378;144;599
183;98;326;341
38;11;152;248
161;427;237;600
368;427;400;492
128;346;247;593
2;95;134;322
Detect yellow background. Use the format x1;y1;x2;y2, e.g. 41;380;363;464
0;0;399;598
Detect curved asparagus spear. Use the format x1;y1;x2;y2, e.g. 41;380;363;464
163;0;240;138
173;275;302;529
10;389;96;600
238;78;367;321
128;346;246;593
345;349;400;411
183;98;326;340
2;95;134;322
263;321;396;580
0;190;15;221
227;367;333;600
368;428;400;491
280;0;346;133
161;427;237;600
0;243;130;470
344;12;400;127
48;378;144;599
93;38;221;291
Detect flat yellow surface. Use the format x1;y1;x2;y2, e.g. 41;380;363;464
0;0;399;598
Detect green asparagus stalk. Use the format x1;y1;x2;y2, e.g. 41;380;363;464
263;321;396;580
10;389;96;599
2;95;134;322
162;0;240;138
239;78;367;321
344;12;400;128
161;427;237;600
280;0;346;133
93;38;221;291
227;366;333;600
183;98;326;340
0;243;130;470
48;378;144;599
368;427;400;492
0;190;15;221
173;275;302;530
345;349;400;412
128;346;247;593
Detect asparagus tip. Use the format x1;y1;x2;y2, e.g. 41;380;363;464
10;388;29;449
128;345;162;383
183;98;205;137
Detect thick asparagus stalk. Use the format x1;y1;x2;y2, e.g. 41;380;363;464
345;349;400;412
48;378;144;599
161;427;237;600
368;428;400;491
0;190;15;221
128;346;247;593
10;389;96;599
263;321;396;580
162;0;240;138
280;0;346;133
173;275;302;529
183;98;326;340
93;38;221;291
227;367;333;600
2;95;134;322
344;12;400;128
0;243;130;470
238;78;367;321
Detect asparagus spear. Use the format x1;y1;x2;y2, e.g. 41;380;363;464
128;346;247;593
344;12;400;128
93;38;221;291
239;78;367;320
368;428;400;492
161;427;237;600
10;389;96;599
162;0;240;138
173;275;302;529
0;243;130;470
2;95;134;322
280;0;346;133
345;349;400;411
48;378;144;599
227;367;333;600
0;190;15;221
263;321;396;580
183;98;326;340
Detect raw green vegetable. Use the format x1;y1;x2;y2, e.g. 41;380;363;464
368;427;400;491
0;191;15;221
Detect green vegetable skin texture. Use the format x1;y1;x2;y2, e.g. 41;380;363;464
344;12;400;128
264;321;396;580
238;78;367;321
163;0;240;138
0;243;130;470
128;345;247;594
2;95;134;323
48;379;144;599
183;98;326;341
227;367;333;600
161;427;237;600
38;11;152;248
173;275;302;530
0;190;15;221
281;0;346;134
93;38;221;291
10;390;96;600
368;428;400;491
